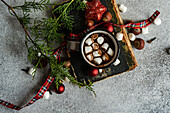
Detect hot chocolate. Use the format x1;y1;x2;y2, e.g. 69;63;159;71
83;33;115;66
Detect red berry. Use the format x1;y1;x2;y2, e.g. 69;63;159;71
88;68;98;77
103;23;114;32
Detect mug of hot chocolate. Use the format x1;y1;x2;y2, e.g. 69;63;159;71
67;29;120;68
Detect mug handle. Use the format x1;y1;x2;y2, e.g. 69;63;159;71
67;41;80;51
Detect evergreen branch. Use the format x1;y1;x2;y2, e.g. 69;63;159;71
1;0;96;95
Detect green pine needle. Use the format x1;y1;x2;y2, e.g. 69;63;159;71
6;0;95;95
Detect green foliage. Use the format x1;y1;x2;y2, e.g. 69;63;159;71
7;0;95;95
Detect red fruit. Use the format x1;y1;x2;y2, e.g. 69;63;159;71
102;12;112;22
88;68;98;77
133;38;145;50
103;23;114;32
54;83;65;94
132;28;141;35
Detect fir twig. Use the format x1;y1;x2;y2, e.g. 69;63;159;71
1;0;95;95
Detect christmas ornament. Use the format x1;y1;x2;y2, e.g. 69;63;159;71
88;68;99;77
133;38;145;50
102;12;112;22
103;23;114;32
85;0;107;21
54;83;65;94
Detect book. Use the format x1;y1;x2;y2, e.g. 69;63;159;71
58;0;138;83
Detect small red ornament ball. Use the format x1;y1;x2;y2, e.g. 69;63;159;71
54;83;65;94
103;23;114;33
88;68;99;77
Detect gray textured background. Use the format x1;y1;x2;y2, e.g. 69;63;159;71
0;0;170;113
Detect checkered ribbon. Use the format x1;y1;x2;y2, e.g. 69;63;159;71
69;10;160;40
0;49;63;110
0;75;54;110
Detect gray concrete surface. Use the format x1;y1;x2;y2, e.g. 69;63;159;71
0;0;170;113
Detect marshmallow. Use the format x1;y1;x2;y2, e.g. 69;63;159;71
101;43;109;51
28;68;36;76
113;59;120;66
99;69;103;73
142;27;149;34
128;33;136;41
94;57;102;65
107;48;114;56
43;91;50;99
93;50;102;57
85;38;94;45
97;36;104;45
119;4;127;13
102;53;110;62
154;18;161;25
86;53;94;61
85;46;93;54
116;32;123;41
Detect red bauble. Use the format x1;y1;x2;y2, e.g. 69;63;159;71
54;83;65;94
88;68;99;77
103;23;114;32
85;0;107;21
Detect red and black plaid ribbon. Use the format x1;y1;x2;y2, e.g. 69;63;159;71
0;75;54;110
69;10;160;40
0;49;62;110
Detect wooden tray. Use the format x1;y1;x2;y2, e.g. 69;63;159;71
58;0;138;84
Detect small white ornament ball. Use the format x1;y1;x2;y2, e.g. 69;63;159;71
43;91;50;99
119;4;127;13
28;68;36;76
142;27;149;34
128;33;136;41
154;18;161;25
116;32;123;41
113;59;120;66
